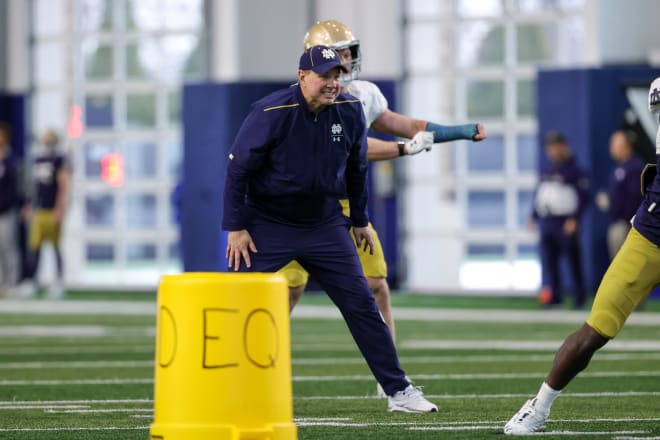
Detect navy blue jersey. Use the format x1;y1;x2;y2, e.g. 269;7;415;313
32;153;70;209
223;85;368;230
608;156;645;222
532;156;590;231
0;153;20;213
633;155;660;246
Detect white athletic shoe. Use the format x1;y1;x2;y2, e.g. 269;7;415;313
377;376;412;398
14;281;37;299
46;282;65;300
504;398;549;435
376;382;387;398
387;385;438;413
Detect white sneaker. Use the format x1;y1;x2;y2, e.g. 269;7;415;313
387;385;438;413
46;282;65;300
14;281;37;299
377;376;412;398
504;398;549;435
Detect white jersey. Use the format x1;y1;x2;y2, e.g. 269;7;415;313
346;80;388;127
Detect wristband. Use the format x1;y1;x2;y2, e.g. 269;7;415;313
397;141;406;156
426;122;478;143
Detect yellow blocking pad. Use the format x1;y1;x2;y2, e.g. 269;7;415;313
150;273;297;440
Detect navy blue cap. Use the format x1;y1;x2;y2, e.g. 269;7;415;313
298;45;348;74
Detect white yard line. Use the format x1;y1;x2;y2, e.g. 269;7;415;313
298;391;660;400
2;392;659;406
402;339;660;351
0;360;153;369
0;325;154;337
0;345;153;355
0;300;155;315
0;426;149;432
46;408;153;413
293;352;660;365
409;427;648;435
2;371;660;386
0;378;153;385
3;300;660;327
0;399;152;405
291;371;660;382
0;405;89;410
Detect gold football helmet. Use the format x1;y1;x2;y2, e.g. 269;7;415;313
303;19;361;84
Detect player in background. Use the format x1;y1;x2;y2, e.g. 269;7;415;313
17;129;72;299
530;131;590;308
594;130;645;259
282;19;486;352
504;77;660;435
0;123;22;297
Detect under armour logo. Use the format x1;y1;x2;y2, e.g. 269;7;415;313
322;48;336;60
651;87;660;105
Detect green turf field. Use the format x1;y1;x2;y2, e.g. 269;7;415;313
1;293;659;439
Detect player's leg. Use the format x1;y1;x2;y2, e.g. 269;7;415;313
368;277;394;338
606;220;630;259
297;223;437;412
0;211;19;295
540;230;562;305
278;260;309;311
45;213;64;299
353;223;395;340
565;232;586;308
505;227;660;435
16;211;44;298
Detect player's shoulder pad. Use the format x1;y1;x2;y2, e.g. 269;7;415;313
641;162;658;196
347;80;383;98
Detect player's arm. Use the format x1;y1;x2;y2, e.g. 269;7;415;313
366;134;433;161
371;109;486;143
370;109;427;139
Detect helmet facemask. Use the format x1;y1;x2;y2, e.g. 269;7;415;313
332;42;361;86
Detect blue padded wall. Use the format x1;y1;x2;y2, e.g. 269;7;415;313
181;82;287;272
0;93;26;158
537;66;660;296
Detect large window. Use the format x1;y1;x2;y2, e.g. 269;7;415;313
403;0;589;293
31;0;205;287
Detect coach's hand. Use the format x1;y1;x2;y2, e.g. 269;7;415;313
227;229;258;271
352;226;374;255
405;131;434;155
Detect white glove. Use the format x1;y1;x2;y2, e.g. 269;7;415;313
650;77;660;114
405;131;434;155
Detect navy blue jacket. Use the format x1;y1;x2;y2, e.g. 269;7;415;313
608;156;644;222
633;154;660;246
223;85;368;230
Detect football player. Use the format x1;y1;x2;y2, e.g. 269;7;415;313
504;77;660;435
281;19;486;355
18;129;72;299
